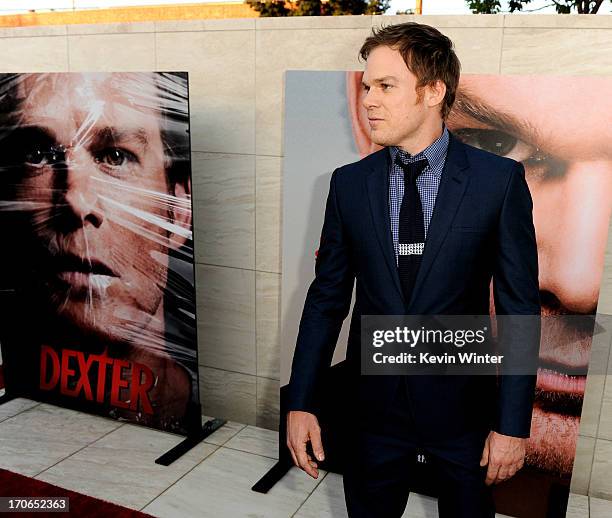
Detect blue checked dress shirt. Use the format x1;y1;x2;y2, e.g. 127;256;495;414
389;126;450;265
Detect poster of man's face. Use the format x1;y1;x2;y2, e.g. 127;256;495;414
280;71;612;509
347;72;612;478
0;72;200;435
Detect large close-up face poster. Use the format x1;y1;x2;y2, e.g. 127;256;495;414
0;72;200;435
348;71;612;476
281;71;612;516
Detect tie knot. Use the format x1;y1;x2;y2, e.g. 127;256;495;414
397;156;428;183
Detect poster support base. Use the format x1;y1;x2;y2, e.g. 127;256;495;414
155;418;226;466
251;457;293;494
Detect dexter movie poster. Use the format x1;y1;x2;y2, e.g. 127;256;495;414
281;71;612;517
0;72;201;436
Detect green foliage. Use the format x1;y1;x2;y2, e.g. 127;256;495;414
246;0;290;16
328;0;366;14
365;0;390;14
467;0;501;13
467;0;609;13
246;0;390;16
507;0;530;10
547;0;608;13
553;2;573;12
294;0;326;15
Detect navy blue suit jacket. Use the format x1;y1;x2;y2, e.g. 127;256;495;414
287;132;541;441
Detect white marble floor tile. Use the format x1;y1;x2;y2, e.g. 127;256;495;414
293;472;347;518
224;424;279;459
590;438;612;500
405;492;515;518
201;414;245;446
403;493;439;518
0;403;121;476
0;397;39;423
403;492;515;518
143;446;324;518
590;496;612;518
566;493;589;518
36;423;218;510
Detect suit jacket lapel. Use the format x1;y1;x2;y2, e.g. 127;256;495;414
407;134;470;311
365;149;406;304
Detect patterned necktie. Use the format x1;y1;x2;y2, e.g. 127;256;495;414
396;157;429;305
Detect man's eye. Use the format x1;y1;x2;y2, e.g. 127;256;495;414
453;128;518;156
24;145;65;167
25;148;47;165
382;84;392;90
93;147;139;179
95;148;131;167
362;84;370;92
453;128;547;165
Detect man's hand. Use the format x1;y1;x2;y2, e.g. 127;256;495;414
286;410;325;479
480;431;526;486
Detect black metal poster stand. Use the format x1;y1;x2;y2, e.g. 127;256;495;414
156;409;226;466
252;362;351;493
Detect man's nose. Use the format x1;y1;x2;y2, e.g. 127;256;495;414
362;87;380;110
60;149;104;228
534;160;612;314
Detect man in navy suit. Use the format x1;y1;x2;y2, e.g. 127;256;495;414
286;23;540;517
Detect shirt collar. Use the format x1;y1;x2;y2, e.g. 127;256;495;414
389;125;450;179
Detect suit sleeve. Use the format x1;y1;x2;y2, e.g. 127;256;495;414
492;160;541;438
286;168;355;414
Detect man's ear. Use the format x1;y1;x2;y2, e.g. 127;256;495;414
426;80;447;111
169;177;192;250
346;71;382;158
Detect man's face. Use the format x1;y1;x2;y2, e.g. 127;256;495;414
359;46;431;149
348;73;612;475
0;73;178;350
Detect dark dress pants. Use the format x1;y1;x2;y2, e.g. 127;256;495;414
343;376;495;518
